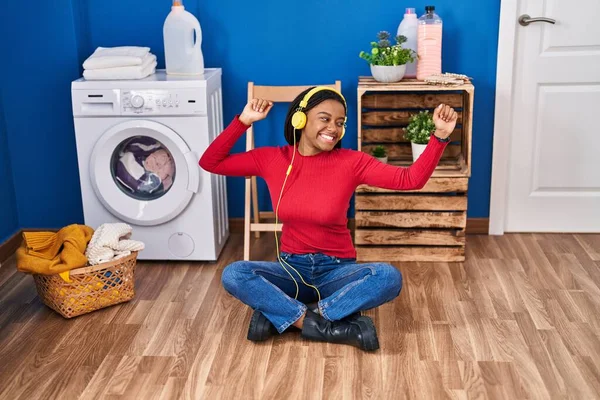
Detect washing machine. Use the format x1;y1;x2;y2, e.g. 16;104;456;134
71;69;229;260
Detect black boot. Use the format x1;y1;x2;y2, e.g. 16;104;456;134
301;309;379;351
247;310;278;341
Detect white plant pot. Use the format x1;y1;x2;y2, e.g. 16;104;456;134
370;64;407;83
375;156;388;164
411;142;427;162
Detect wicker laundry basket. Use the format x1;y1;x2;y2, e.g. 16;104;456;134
32;251;138;318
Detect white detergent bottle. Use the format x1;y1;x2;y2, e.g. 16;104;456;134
163;0;204;75
397;7;418;78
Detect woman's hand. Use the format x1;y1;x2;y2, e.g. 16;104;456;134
239;98;274;126
432;103;458;139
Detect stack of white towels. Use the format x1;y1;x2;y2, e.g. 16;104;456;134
83;46;157;80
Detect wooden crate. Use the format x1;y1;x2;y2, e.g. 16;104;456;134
357;76;474;177
354;77;474;262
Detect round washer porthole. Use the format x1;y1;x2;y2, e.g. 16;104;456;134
110;135;177;201
90;120;199;226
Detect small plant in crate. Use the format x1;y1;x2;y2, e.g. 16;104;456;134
372;145;388;163
404;111;435;161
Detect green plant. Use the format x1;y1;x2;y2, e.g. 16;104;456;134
359;31;416;66
404;111;435;144
372;145;387;158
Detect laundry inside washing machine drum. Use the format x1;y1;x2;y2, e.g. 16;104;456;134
110;136;176;201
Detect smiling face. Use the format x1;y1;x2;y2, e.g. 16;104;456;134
297;99;346;156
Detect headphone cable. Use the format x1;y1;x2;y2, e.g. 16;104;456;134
274;126;321;302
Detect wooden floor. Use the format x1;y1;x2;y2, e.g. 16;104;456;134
1;233;600;399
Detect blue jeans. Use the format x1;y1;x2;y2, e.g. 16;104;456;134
221;252;403;333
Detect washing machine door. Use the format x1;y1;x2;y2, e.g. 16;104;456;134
90;120;199;226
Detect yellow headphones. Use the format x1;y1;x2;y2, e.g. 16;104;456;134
290;86;347;140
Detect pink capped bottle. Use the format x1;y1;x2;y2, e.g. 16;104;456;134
416;5;442;80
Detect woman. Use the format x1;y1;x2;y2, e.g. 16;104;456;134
199;87;458;351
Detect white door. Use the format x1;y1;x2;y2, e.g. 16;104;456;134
90;120;200;226
503;0;600;232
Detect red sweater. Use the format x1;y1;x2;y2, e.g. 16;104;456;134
199;116;448;258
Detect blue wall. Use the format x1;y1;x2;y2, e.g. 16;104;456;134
0;0;83;232
0;0;499;236
0;95;18;242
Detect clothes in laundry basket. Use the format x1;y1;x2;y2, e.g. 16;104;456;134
85;223;145;265
16;224;94;276
112;136;176;199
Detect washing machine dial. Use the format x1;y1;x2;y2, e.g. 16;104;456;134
131;95;145;108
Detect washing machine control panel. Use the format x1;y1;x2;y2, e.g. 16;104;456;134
121;89;206;115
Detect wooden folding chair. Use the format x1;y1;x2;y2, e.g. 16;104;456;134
243;81;342;260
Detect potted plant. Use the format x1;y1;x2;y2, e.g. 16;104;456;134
404;111;435;161
372;145;388;163
359;31;416;83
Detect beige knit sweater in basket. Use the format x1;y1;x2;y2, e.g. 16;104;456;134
85;223;144;265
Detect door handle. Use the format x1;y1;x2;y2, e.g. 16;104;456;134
184;151;200;193
518;14;556;26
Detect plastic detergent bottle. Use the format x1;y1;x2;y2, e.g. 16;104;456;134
416;5;442;80
397;7;418;78
163;0;204;75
